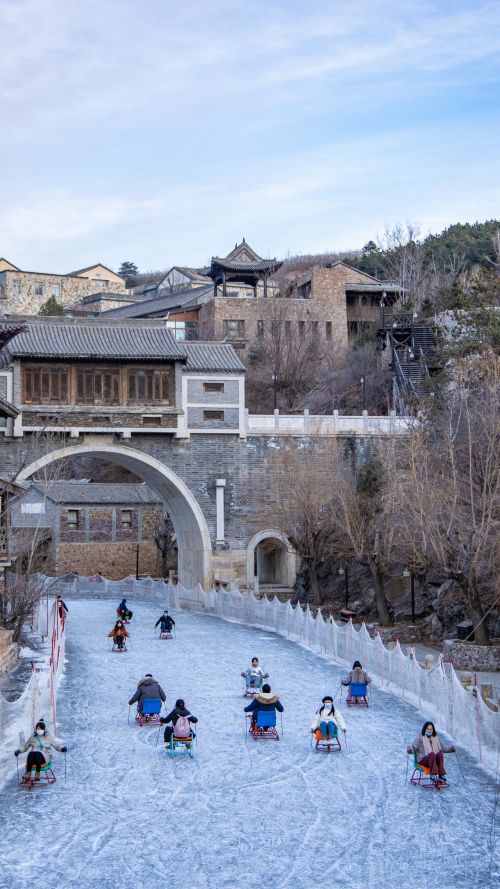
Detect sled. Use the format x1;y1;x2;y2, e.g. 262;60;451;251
135;699;163;726
112;642;128;652
409;754;450;790
243;679;263;698
19;761;56;789
168;731;195;759
159;628;173;640
346;682;369;708
247;710;280;741
315;728;341;753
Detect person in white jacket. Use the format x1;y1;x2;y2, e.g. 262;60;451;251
241;658;269;689
310;696;346;740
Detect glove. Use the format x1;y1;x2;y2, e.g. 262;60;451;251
61;747;67;753
14;749;20;757
241;672;245;677
264;673;269;678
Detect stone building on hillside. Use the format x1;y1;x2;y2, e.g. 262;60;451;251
99;245;401;355
10;482;164;579
0;261;127;316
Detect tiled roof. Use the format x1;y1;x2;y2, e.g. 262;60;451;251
210;258;281;273
32;482;159;505
0;394;19;419
100;286;212;320
181;342;246;373
163;267;211;284
223;240;263;263
4;320;187;361
69;263;121;278
0;323;26;351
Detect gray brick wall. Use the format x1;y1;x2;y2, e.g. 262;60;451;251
186;379;239;404
187;407;239;429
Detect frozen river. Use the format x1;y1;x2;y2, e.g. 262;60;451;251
1;599;499;889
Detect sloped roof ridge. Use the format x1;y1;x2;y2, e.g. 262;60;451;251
223;240;262;263
68;263;122;277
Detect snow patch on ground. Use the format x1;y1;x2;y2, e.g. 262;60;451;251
0;600;498;889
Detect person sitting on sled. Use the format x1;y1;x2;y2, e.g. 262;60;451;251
117;599;133;621
128;674;166;713
160;699;198;743
155;610;176;633
310;696;346;740
108;619;130;649
241;657;269;689
407;721;455;783
14;720;67;782
244;684;284;726
342;660;372;701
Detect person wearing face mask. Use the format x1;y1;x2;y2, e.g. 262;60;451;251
310;696;346;740
14;721;67;782
155;611;176;634
407;721;456;783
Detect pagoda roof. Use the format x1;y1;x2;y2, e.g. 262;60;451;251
207;239;282;280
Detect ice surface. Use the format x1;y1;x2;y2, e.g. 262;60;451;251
1;600;499;889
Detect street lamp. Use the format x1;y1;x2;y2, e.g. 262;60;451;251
338;565;349;608
360;376;366;411
403;568;416;624
272;373;277;410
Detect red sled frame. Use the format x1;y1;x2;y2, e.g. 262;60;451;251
346;682;369;708
19;763;56;790
314;730;341;753
246;712;281;741
134;699;163;726
409;754;450;790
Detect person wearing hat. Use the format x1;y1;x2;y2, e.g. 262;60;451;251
155;610;176;633
128;674;166;713
14;721;67;782
311;696;346;740
160;699;198;744
244;684;283;727
117;599;133;621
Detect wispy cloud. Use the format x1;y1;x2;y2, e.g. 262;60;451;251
0;0;498;269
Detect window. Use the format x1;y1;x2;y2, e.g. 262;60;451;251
271;320;279;341
143;415;162;427
92;279;109;289
257;320;264;340
12;279;22;294
77;369;120;405
166;320;198;341
121;510;132;529
127;369;172;405
285;320;292;340
34;282;43;296
326;321;332;340
67;510;79;530
223;320;245;339
24;367;68;405
298;320;305;338
299;282;312;299
203;382;224;393
311;321;319;338
203;410;224;421
52;283;61;298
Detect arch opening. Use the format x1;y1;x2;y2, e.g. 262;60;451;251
246;529;296;589
17;443;212;590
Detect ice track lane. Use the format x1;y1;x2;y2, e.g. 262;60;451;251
1;600;499;889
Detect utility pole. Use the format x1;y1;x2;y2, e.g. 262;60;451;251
136;543;139;580
411;572;415;624
360;376;366;411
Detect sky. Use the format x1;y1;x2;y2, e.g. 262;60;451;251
1;0;499;274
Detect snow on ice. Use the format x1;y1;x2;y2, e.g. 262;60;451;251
0;600;499;889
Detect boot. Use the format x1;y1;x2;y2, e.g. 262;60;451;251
24;769;32;781
35;770;41;781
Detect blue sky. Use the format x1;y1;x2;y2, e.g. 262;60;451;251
1;0;499;273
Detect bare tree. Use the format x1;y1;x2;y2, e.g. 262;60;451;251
246;300;334;413
147;506;177;578
388;352;500;644
377;222;430;309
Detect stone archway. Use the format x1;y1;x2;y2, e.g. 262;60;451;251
17;443;212;590
246;529;296;588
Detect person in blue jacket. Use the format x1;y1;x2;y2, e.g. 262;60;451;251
117;599;133;621
244;683;283;727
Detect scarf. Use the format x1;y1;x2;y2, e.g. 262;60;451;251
422;733;442;755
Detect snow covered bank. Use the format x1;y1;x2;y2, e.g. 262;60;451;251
1;600;498;889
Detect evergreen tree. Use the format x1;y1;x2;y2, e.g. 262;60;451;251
118;262;139;288
38;296;64;316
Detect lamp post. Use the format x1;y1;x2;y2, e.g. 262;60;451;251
403;568;415;623
360;376;366;411
272;373;277;411
338;566;349;608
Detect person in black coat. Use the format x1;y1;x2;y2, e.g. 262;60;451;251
155;610;176;633
244;684;284;726
57;596;68;620
160;699;198;743
128;675;166;713
117;599;133;621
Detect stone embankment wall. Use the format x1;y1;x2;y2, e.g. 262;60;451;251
442;640;500;672
0;627;18;676
57;541;157;580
